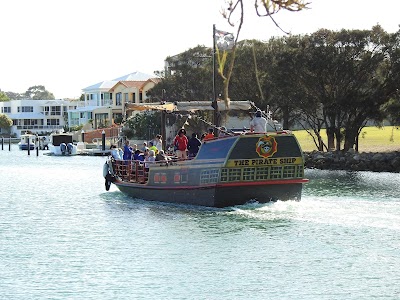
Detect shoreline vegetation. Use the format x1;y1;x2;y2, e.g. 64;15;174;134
294;126;400;172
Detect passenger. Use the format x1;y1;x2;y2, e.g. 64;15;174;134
110;144;122;160
219;126;228;137
203;128;215;141
123;140;133;160
155;149;168;162
250;109;267;133
141;142;148;152
187;133;202;158
153;134;163;152
144;150;156;169
133;149;144;161
148;141;159;155
173;128;188;159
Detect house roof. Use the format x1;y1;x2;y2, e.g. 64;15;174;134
82;80;119;92
82;71;159;92
109;81;147;91
112;71;155;81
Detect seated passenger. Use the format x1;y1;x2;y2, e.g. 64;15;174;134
219;126;228;137
110;144;122;160
155;149;168;162
144;150;156;169
203;128;215;141
133;149;144;161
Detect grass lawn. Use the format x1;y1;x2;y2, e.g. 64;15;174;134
292;126;400;153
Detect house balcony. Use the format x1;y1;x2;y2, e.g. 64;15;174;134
16;125;64;131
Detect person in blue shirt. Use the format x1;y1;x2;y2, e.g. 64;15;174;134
133;150;144;161
123;140;133;160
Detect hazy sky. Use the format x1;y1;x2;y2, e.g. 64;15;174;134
1;0;399;99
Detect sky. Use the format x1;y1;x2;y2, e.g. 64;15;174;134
1;0;399;99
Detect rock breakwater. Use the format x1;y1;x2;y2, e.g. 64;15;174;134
304;150;400;173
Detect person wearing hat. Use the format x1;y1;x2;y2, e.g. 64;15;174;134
250;110;267;133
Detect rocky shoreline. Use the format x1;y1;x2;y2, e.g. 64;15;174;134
304;150;400;173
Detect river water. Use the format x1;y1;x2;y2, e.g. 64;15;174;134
1;145;399;300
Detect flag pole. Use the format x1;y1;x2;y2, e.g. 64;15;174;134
212;24;219;128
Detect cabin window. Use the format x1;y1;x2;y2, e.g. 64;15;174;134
270;166;283;179
243;168;255;181
200;169;219;184
296;165;304;178
196;138;237;160
228;168;241;181
283;165;296;178
255;167;269;180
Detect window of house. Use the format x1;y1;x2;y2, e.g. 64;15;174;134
51;106;61;115
1;107;11;113
18;106;33;112
47;119;60;126
132;92;136;102
116;93;122;106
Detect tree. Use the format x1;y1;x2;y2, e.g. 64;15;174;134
270;26;400;151
0;91;10;102
5;91;24;100
125;111;161;140
149;46;215;102
24;85;55;100
219;0;309;107
0;114;13;131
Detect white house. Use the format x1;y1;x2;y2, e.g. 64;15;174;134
68;71;159;129
0;99;77;137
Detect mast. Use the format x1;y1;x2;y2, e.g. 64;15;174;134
212;24;220;127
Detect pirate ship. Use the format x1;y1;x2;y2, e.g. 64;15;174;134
103;131;308;208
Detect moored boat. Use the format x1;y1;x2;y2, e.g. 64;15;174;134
18;134;36;150
48;133;78;156
104;131;308;207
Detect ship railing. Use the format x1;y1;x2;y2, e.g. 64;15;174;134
111;158;170;183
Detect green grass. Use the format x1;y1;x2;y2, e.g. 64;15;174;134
292;126;400;152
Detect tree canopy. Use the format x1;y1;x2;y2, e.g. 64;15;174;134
150;26;400;152
24;85;55;100
0;91;10;102
0;114;13;130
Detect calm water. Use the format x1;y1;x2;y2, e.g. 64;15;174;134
1;145;399;300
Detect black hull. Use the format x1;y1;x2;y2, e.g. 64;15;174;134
115;181;303;208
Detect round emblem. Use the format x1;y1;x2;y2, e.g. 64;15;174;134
256;136;277;158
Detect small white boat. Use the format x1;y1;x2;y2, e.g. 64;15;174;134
18;134;36;150
48;133;78;156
